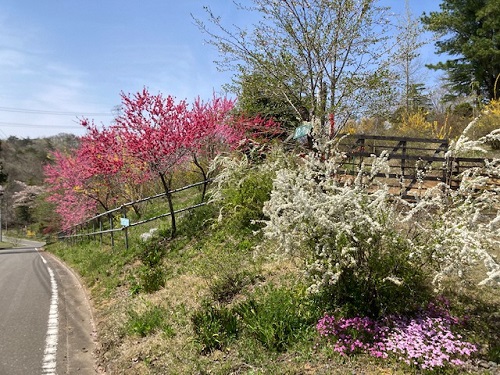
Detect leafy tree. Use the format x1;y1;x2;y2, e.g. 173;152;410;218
422;0;500;100
32;192;61;235
195;0;394;137
234;72;302;130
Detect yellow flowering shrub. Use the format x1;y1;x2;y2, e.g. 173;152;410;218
473;100;500;149
394;110;452;139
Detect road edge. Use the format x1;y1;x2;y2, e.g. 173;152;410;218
40;249;104;374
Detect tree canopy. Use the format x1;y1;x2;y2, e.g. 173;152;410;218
422;0;500;100
196;0;394;137
43;89;282;234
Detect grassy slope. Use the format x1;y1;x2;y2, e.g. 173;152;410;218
46;160;500;375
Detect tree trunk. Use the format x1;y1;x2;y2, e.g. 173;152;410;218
159;172;176;238
192;153;209;203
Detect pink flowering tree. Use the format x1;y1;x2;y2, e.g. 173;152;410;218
79;119;153;215
113;89;197;237
44;119;151;230
44;150;99;229
188;95;283;200
44;88;283;235
188;95;242;200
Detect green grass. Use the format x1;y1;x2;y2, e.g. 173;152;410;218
125;304;174;338
0;241;13;249
45;164;500;374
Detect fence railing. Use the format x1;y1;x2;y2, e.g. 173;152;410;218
337;134;491;199
57;179;211;249
57;135;495;247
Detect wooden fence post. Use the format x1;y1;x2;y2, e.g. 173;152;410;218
357;137;365;185
401;140;407;177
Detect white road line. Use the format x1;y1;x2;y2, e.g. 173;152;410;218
41;263;59;375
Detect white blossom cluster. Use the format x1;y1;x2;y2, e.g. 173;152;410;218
12;180;45;209
262;146;409;294
261;125;500;293
417;117;500;288
404;158;500;289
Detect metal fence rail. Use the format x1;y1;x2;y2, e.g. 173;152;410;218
58;179;212;249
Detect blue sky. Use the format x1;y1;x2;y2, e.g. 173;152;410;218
0;0;442;139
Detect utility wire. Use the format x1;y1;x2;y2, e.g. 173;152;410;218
0;121;82;129
0;106;114;117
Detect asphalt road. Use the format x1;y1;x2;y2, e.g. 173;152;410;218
0;239;97;374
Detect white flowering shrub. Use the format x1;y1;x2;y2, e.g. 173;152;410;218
262;144;432;317
262;121;499;317
404;162;500;289
404;113;500;289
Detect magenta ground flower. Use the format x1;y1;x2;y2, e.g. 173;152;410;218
316;301;477;370
383;315;477;369
317;314;389;357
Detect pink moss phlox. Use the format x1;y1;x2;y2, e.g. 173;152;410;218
383;315;477;369
317;314;389;357
317;299;477;369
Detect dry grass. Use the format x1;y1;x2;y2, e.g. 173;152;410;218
48;152;499;374
87;244;499;374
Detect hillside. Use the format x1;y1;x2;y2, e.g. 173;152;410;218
0;133;79;232
47;143;500;374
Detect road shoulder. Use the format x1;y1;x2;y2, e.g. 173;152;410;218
41;251;100;374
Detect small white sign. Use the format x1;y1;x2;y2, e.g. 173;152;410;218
120;217;130;227
293;123;312;139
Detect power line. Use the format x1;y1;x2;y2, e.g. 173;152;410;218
0;106;114;117
0;121;83;129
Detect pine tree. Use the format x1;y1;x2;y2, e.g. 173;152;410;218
422;0;500;100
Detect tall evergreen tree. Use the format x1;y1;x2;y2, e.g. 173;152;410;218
422;0;500;100
235;71;305;131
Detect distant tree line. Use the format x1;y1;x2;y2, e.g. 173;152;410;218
0;134;79;234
